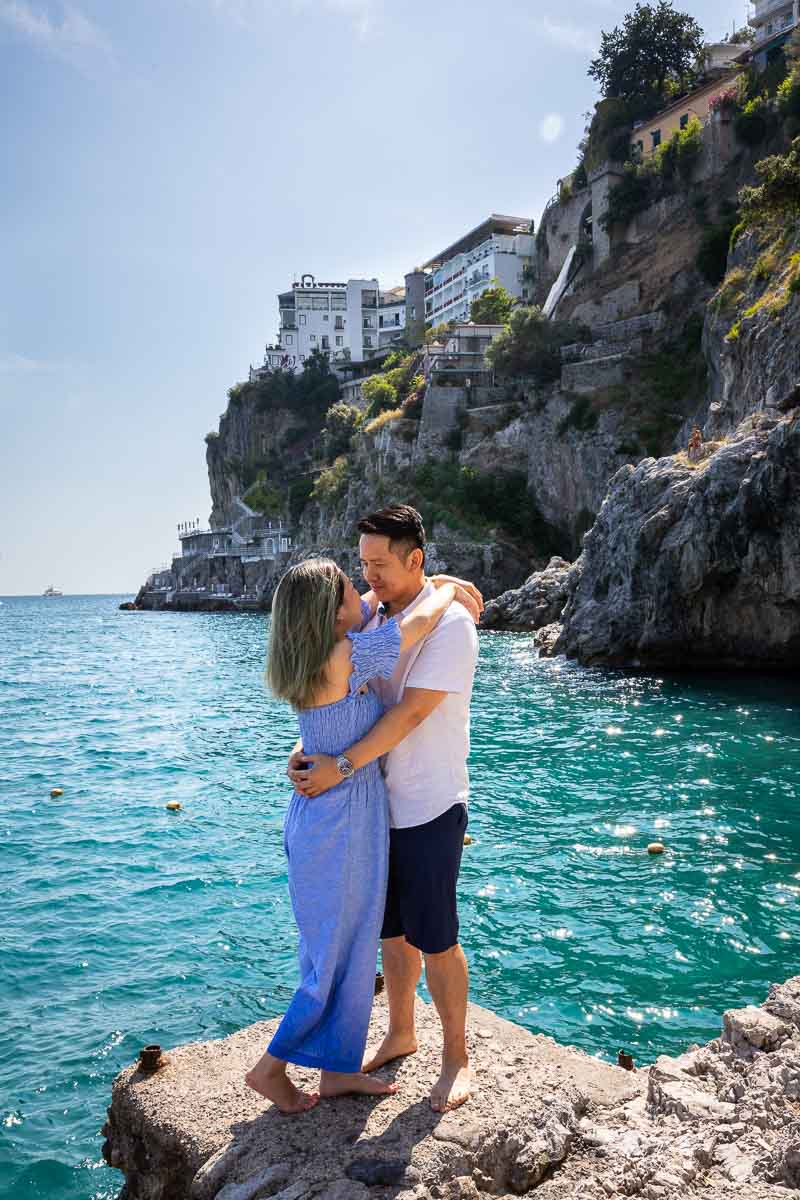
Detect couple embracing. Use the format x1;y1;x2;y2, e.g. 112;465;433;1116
245;504;481;1116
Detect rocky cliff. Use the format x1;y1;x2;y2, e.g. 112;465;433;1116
483;149;800;670
104;976;800;1200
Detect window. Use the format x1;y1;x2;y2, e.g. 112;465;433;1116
323;313;329;320
679;113;689;130
410;305;416;319
299;313;306;325
363;335;373;348
335;317;344;330
321;335;329;349
335;336;343;346
285;334;293;345
379;315;385;328
310;334;316;342
394;313;400;325
651;129;661;148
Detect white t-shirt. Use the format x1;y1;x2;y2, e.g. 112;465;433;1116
366;582;478;830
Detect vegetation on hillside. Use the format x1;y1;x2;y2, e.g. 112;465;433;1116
469;284;514;325
574;0;705;177
410;462;558;548
486;307;590;385
589;1;704;119
600;115;703;230
360;351;424;420
226;348;339;418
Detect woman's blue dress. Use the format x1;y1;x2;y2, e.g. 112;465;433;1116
267;612;402;1074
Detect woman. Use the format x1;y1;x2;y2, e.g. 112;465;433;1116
244;558;465;1114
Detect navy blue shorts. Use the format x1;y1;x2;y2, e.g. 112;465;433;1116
380;803;467;955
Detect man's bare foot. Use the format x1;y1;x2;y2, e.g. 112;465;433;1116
362;1032;418;1073
244;1066;319;1115
430;1060;472;1113
319;1070;398;1098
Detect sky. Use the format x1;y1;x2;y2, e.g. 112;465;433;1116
0;0;750;595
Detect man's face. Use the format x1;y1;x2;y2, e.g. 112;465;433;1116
359;533;419;605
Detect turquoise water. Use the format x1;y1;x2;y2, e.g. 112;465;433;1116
1;594;799;1200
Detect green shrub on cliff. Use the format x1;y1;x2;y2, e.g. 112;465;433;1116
361;353;420;420
486;307;590;385
734;96;774;147
739;137;800;225
311;455;351;507
413;462;555;547
361;374;398;418
244;473;283;517
601;116;703;231
323;402;362;460
226;351;340;420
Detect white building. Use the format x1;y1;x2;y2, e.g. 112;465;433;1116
749;0;798;45
423;214;535;330
174;501;292;563
250;274;384;378
423;321;505;385
378;286;407;347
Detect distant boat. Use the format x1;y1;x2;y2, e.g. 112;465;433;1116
43;585;64;597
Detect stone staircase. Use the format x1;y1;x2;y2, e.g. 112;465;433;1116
559;309;665;393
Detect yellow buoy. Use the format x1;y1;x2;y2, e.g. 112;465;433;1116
50;788;63;798
463;834;474;846
166;801;182;812
647;842;665;854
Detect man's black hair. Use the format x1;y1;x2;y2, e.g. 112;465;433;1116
357;504;426;564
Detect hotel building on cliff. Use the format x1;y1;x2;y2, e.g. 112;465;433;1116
750;0;799;46
422;214;535;329
250;274;409;380
747;0;799;70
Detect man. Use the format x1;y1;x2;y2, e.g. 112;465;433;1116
288;504;479;1112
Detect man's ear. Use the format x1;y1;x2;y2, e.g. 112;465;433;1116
408;547;424;572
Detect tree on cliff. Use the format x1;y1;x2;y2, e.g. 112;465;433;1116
469;285;513;326
323;401;362;460
589;1;704;117
486;307;590;385
739;137;800;224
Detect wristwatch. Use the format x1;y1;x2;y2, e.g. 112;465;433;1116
336;754;355;779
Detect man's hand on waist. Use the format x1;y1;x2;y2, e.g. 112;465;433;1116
290;753;339;798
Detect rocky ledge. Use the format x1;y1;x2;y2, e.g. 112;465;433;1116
482;408;800;670
104;977;800;1200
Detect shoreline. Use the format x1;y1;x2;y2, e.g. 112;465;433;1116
104;976;800;1200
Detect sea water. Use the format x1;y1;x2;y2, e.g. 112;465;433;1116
1;594;798;1199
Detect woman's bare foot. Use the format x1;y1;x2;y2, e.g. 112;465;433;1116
430;1058;472;1113
320;1070;398;1098
244;1056;319;1115
361;1032;418;1073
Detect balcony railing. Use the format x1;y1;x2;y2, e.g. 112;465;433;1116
750;0;794;23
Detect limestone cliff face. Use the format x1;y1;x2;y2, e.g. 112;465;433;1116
481;217;800;669
702;229;800;442
294;420;533;598
556;408;800;669
206;394;307;529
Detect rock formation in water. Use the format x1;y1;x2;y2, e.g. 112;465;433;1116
104;976;800;1199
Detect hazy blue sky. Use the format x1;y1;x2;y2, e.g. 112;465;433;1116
0;0;748;595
